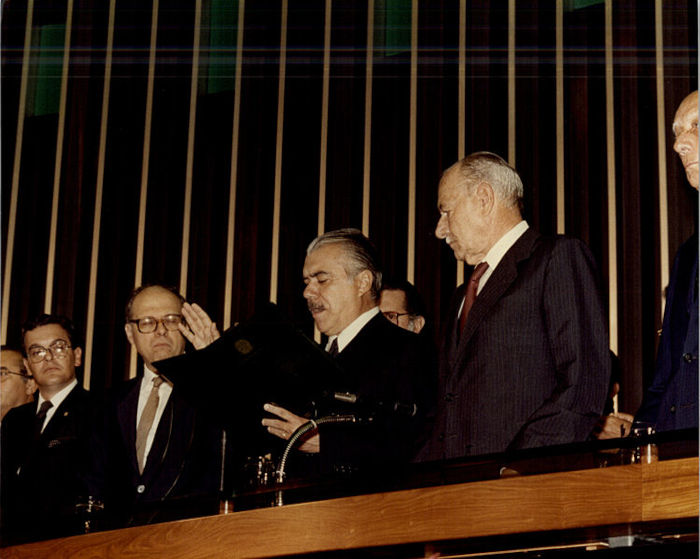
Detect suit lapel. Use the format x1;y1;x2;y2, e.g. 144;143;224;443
117;380;140;474
39;385;79;442
454;229;541;371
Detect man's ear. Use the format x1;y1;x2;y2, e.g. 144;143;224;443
475;181;495;214
411;315;426;334
355;270;373;297
124;323;135;346
25;377;37;396
73;347;82;368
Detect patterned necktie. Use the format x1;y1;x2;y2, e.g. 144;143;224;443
135;376;164;474
34;400;53;438
459;262;489;336
328;338;339;357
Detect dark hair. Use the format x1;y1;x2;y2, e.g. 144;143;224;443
124;284;185;322
381;279;426;318
21;314;79;352
307;228;383;300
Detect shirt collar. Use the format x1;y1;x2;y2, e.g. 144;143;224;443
326;306;380;353
37;378;78;410
477;220;529;293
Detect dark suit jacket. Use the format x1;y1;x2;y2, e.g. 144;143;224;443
420;229;610;460
1;385;94;544
636;234;698;431
315;313;436;474
88;377;222;527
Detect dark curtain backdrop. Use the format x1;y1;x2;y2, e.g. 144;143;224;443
1;0;697;415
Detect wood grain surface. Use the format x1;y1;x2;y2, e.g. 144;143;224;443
3;458;697;559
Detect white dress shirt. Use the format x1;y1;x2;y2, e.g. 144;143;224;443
458;220;529;316
325;306;380;354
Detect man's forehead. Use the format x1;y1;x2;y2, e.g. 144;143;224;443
380;289;408;311
131;288;182;314
303;245;345;274
1;350;23;366
24;323;70;345
673;92;699;132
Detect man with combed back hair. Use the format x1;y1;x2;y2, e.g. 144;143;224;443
420;151;610;461
263;229;436;475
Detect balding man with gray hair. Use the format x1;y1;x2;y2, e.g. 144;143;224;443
419;151;610;462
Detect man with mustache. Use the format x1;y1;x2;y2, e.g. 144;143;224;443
1;314;93;544
263;229;435;474
597;90;698;438
89;285;223;527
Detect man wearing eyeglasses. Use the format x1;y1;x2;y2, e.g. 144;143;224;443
1;314;93;544
379;280;427;334
89;284;222;528
0;346;35;421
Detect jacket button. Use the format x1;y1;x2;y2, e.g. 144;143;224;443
670;405;676;413
444;392;455;402
438;433;445;442
683;353;694;363
136;484;145;494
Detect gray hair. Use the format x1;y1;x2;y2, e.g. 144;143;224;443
454;151;524;210
306;228;383;300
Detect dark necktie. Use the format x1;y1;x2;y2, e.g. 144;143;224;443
459;262;489;336
136;376;164;474
327;338;339;357
34;400;53;438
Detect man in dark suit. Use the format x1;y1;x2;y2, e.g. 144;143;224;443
420;152;610;461
1;314;93;544
89;285;223;527
597;90;698;438
263;229;435;474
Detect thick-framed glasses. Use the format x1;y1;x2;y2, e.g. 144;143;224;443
26;340;72;364
382;311;411;325
0;367;29;379
128;314;184;334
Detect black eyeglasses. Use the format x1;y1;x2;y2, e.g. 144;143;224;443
26;340;73;364
127;314;184;334
382;311;411;325
0;367;29;379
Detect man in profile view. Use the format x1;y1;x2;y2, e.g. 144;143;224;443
597;90;698;438
420;152;609;461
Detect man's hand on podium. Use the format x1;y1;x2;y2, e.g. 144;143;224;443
263;403;320;453
593;412;634;440
180;302;221;349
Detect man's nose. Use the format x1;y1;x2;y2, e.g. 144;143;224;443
155;320;168;335
674;132;692;156
435;215;448;239
303;283;315;299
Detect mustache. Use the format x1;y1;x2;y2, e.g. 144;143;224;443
307;302;325;313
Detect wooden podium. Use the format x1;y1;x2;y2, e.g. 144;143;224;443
3;457;697;558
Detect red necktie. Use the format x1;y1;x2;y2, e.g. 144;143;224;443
459;262;489;336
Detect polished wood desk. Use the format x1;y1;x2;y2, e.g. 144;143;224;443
4;457;697;558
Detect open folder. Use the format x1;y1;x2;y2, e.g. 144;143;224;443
154;302;341;461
